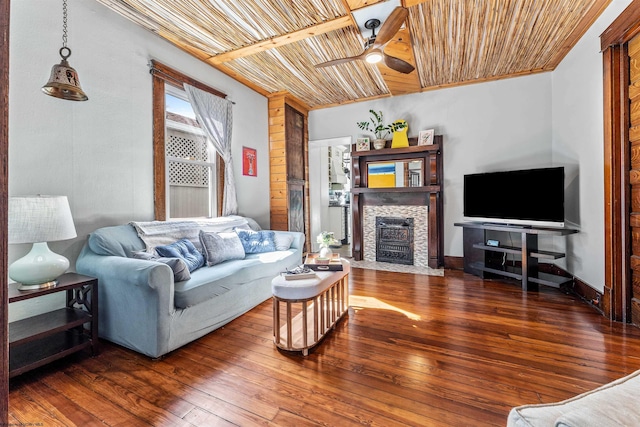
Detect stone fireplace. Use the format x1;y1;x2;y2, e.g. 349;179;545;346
363;206;428;267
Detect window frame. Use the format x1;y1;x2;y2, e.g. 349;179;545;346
151;60;226;220
164;86;217;218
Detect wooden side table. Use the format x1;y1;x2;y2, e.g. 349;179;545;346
8;272;99;378
272;261;349;356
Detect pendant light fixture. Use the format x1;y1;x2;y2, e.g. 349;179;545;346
42;0;88;101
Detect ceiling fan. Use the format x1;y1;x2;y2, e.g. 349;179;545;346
315;6;415;74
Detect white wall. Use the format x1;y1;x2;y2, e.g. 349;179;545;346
309;73;553;258
552;0;633;293
8;0;270;320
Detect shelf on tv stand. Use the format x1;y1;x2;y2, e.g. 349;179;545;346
455;222;578;291
468;262;573;288
472;243;522;255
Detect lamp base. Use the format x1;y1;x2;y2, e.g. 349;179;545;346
9;242;69;287
17;279;59;291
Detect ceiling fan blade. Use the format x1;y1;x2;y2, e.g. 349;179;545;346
383;54;415;74
374;7;409;47
315;48;369;69
315;57;360;68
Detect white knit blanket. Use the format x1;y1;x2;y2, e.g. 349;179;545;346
130;216;249;252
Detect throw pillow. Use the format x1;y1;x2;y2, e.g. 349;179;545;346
274;233;294;251
199;231;245;266
244;217;262;231
234;229;277;254
155;239;205;272
131;251;191;281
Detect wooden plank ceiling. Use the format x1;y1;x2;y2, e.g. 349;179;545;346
96;0;612;109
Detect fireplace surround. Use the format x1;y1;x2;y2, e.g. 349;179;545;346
363;206;429;266
351;138;443;268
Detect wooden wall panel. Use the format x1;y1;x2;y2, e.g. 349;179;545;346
285;105;305;181
630;31;640;325
268;93;310;252
269;95;288;231
631;140;640;170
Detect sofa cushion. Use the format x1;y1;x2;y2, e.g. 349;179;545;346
199;231;245;266
507;369;640;427
131;251;191;282
245;217;262;231
155;239;205;272
274;232;295;251
173;249;299;308
235;229;276;254
88;224;146;257
130;216;251;252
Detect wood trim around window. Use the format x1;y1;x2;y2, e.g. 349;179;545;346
151;60;227;219
1;0;9;422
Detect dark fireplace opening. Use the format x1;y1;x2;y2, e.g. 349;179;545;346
376;217;414;265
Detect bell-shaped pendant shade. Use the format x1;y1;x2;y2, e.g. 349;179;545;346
42;48;88;101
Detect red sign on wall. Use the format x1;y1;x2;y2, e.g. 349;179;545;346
242;146;257;177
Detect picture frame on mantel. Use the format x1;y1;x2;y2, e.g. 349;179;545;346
356;137;370;151
418;129;435;146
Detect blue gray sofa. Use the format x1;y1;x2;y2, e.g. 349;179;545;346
76;216;304;358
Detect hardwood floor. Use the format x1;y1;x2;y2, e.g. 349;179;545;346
9;268;640;426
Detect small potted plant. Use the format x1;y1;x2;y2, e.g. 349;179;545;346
357;110;390;149
357;110;408;149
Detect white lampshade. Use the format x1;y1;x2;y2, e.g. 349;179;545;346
8;196;77;290
9;195;77;244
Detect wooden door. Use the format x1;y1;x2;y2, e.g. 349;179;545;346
285;105;306;234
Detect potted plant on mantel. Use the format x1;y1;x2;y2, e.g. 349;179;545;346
357;110;407;149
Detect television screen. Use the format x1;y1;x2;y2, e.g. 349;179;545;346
463;167;565;227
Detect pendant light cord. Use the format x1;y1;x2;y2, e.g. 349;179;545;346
62;0;68;49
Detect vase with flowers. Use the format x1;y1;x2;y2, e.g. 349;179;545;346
316;231;338;259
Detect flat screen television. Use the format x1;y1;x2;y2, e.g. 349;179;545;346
463;166;565;227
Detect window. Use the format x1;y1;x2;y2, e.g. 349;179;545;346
151;61;227;220
165;87;217;218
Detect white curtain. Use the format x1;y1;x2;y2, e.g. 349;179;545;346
183;83;238;216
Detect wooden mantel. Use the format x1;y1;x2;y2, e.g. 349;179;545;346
351;136;444;268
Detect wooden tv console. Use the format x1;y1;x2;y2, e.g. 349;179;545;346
454;222;579;291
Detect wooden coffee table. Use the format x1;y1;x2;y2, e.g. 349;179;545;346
271;260;349;356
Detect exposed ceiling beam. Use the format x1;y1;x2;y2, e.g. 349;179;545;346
403;0;429;7
346;0;386;11
209;15;354;64
157;30;272;97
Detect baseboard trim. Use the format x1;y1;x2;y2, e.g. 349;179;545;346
445;256;607;317
444;256;464;270
538;264;604;316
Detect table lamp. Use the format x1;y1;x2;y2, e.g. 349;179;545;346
8;195;77;290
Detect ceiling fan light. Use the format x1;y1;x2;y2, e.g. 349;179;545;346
365;50;383;64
